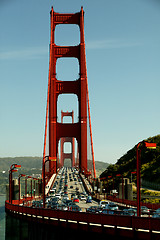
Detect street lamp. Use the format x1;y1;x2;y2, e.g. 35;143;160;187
100;176;107;199
9;164;21;203
43;156;50;208
136;140;156;217
25;176;32;199
18;174;26;202
33;178;38;198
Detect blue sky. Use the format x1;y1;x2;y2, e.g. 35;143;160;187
0;0;160;164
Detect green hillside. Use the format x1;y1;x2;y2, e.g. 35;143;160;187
0;157;42;195
0;157;108;194
100;135;160;186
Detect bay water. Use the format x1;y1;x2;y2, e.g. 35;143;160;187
0;195;5;240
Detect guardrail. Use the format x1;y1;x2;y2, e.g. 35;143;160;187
104;195;160;210
5;200;160;239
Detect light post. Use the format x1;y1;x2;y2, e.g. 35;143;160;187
136;141;156;217
33;178;38;198
100;177;106;199
30;178;32;199
43;156;50;208
25;176;32;199
9;164;21;203
116;174;124;201
18;174;26;202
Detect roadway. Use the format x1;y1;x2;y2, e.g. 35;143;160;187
50;167;98;211
47;167;154;217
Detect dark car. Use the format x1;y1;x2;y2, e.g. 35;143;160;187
86;206;102;213
86;196;92;203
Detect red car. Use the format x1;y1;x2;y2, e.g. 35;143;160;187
73;198;79;203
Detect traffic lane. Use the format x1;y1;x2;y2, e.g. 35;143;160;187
77;199;99;212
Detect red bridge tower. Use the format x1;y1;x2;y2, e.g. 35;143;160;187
43;7;96;179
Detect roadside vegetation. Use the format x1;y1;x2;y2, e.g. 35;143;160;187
100;135;160;203
100;135;160;185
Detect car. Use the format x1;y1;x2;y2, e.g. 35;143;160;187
102;203;119;215
121;208;132;216
108;202;119;211
79;195;86;201
154;208;160;213
71;194;76;200
152;213;160;218
141;206;150;214
68;202;77;207
69;205;82;212
86;196;92;203
55;193;61;199
70;185;73;189
51;202;59;210
102;209;114;215
99;200;109;208
32;200;38;207
50;197;59;203
86;206;102;213
56;204;68;211
124;208;137;216
152;208;160;218
73;198;79;203
45;197;51;203
63;195;69;201
62;199;72;205
49;189;55;195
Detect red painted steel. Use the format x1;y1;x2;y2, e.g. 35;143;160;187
60;111;75;167
5;201;160;234
105;195;160;210
47;7;89;175
136;141;156;217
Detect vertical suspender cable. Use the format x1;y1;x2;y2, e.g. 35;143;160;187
81;7;96;179
42;7;53;179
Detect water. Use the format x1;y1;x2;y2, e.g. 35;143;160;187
0;195;5;240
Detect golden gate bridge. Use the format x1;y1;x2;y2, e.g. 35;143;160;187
5;6;160;240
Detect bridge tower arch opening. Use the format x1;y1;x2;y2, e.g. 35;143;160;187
60;111;75;168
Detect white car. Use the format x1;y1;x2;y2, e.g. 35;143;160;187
99;200;109;208
55;193;61;200
79;195;86;201
63;196;69;201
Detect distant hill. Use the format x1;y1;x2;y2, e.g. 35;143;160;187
100;135;160;185
0;156;109;194
0;157;42;172
0;157;42;194
0;157;109;176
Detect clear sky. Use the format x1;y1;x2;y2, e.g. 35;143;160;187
0;0;160;164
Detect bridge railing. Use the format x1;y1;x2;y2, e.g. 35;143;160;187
104;195;160;210
5;200;160;233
